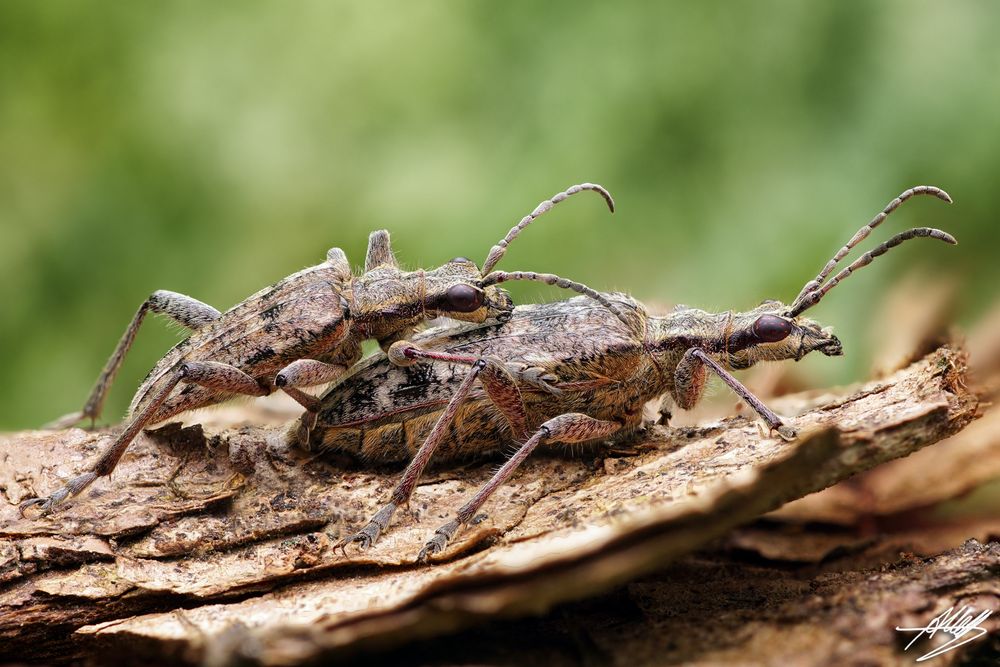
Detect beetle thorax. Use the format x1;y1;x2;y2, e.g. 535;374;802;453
348;269;428;340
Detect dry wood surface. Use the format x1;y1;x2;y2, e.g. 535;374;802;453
0;339;988;665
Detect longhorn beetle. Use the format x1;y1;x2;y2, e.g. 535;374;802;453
311;186;955;561
21;184;630;515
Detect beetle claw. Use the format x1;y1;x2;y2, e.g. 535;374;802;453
337;502;397;554
417;518;460;563
19;496;54;518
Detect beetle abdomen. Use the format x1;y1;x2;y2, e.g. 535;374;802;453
313;398;512;463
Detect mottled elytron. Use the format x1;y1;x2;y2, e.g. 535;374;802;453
21;184;628;516
311;186;955;561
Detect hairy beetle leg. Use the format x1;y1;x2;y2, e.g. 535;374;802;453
417;413;621;563
337;502;399;552
340;345;533;553
18;471;97;517
280;387;321;447
675;348;788;433
44;290;221;430
275;360;347;446
417;519;460;562
43;410;93;431
506;363;562;395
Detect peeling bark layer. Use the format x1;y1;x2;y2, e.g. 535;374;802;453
0;346;981;664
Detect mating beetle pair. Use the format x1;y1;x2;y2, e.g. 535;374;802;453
22;185;955;564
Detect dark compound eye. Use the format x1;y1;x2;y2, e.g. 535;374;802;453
753;315;792;342
445;284;484;312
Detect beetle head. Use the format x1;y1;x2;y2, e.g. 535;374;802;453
723;300;842;370
420;257;514;323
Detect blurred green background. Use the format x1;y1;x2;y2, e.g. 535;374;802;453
1;1;996;429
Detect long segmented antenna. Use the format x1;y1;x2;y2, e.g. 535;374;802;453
481;270;635;330
791;186;952;311
788;227;957;317
481;183;615;275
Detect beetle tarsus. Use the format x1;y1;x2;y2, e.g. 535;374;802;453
339;502;398;552
18;470;97;518
417;519;460;562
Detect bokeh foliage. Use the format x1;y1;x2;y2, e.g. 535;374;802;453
1;1;996;428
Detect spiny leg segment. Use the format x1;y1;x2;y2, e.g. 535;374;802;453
46;290;221;429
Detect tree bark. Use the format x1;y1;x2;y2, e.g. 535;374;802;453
0;345;985;665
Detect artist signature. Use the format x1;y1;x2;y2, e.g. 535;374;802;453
895;605;993;661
